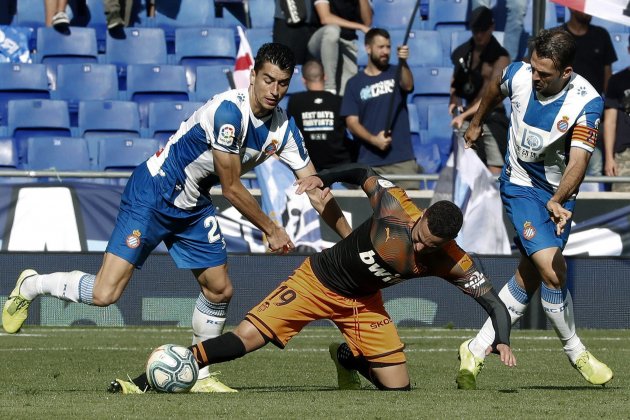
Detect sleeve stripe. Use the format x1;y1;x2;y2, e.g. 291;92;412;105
572;125;598;147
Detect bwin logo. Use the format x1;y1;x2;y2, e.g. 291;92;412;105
359;250;400;283
464;271;486;289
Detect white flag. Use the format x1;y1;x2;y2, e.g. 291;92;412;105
233;26;254;89
551;0;630;26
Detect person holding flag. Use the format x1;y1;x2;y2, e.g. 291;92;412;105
3;42;352;393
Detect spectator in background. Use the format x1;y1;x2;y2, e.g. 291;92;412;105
44;0;69;31
558;9;617;190
273;0;314;65
103;0;131;33
603;37;630;192
472;0;527;61
287;60;356;172
450;6;510;175
341;28;419;190
307;0;372;95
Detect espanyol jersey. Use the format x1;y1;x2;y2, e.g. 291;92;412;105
146;88;310;209
499;62;603;194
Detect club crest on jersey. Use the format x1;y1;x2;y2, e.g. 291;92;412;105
264;140;278;155
217;124;235;147
126;230;142;249
556;116;569;132
522;221;536;240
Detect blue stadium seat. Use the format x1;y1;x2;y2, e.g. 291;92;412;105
125;64;190;127
8;99;72;164
194;65;234;102
524;0;563;32
248;0;275;28
410;66;451;129
175;27;236;90
287;65;304;95
610;32;630;74
15;0;47;30
245;27;274;58
427;103;454;164
147;101;203;144
153;0;213;49
34;27;99;87
105;28;168;90
0;63;50;126
98;137;159;170
426;0;468;30
0;137;18;169
25;136;90;171
51;63;119;126
372;0;421;30
404;30;444;67
78;100;141;140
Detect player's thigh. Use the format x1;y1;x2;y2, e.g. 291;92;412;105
166;205;228;270
370;362;410;389
244;260;332;348
334;292;405;364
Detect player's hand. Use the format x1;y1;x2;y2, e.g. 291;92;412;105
397;45;409;61
294;176;331;200
494;343;517;367
546;200;571;236
463;123;482;149
267;225;294;254
373;130;392;151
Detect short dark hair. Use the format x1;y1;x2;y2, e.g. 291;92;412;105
424;201;463;240
365;28;390;45
529;29;576;72
254;43;296;74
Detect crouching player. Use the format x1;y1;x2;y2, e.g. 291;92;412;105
109;165;516;393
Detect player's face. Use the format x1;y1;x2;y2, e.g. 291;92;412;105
250;62;292;117
367;36;391;69
411;217;449;254
530;51;572;96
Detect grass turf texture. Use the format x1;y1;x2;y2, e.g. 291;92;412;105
1;327;628;418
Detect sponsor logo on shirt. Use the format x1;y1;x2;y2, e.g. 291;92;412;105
359;250;401;283
370;318;394;329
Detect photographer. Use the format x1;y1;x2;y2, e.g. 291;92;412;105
449;7;510;174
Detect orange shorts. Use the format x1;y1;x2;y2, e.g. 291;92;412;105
245;258;406;364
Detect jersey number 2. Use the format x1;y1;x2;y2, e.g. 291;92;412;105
204;216;221;243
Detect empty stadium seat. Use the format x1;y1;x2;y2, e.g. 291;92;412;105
147;101;203;143
34;27;99;87
153;0;213;49
25;136;90;171
411;66;451;129
426;0;468;30
51;63;119;126
372;0;421;30
524;0;563;32
0;137;18;169
248;0;275;28
8;99;72;164
96;137;159;186
78;100;141;140
610;32;630;74
245;28;274;58
404;30;444;67
125;64;190;127
105;28;168;90
15;0;47;30
0;63;50;126
194;65;234;102
427;103;454;163
175;27;237;90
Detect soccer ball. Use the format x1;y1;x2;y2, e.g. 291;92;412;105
145;344;199;393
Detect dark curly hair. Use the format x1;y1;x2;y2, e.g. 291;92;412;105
254;43;296;74
424;201;463;240
529;29;576;72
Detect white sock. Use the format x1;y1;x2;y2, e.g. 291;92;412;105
20;271;95;304
540;283;585;364
470;276;530;359
192;293;228;379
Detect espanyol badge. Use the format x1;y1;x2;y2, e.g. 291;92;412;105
556;116;569;132
264;140;278;155
126;230;142;249
522;221;536;240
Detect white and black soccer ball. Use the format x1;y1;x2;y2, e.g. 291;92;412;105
145;344;199;393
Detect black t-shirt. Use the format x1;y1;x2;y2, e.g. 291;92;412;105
312;0;361;40
561;24;617;94
287;90;354;170
451;35;509;102
604;68;630;153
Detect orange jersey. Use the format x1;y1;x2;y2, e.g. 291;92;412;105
311;176;493;299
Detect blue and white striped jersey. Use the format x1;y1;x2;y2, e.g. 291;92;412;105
500;62;603;193
146;88;310;209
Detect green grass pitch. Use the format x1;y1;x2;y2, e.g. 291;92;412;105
1;327;628;418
